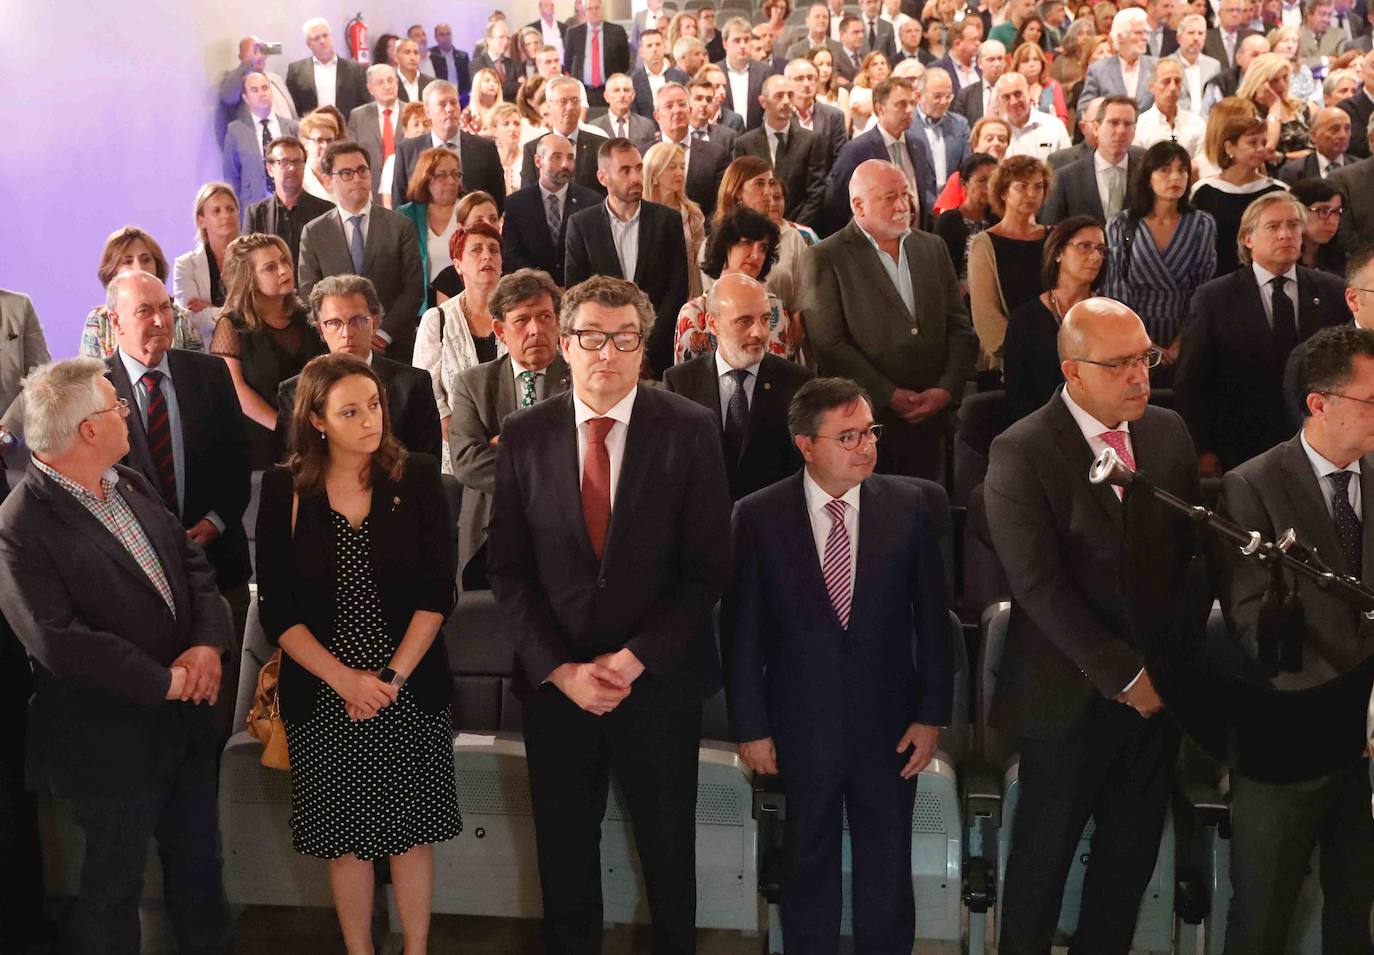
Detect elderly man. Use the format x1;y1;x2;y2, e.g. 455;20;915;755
389;80;505;210
825;78;937;232
1078;7;1157;111
504;135;604;286
223;71;301;215
807;160;977;481
521;76;610;193
630;29;688;119
564;0;631;106
663;273;813;499
286;17;368;117
1133;59;1207;155
998;72;1073;161
276;275;440;458
448;269;570;588
0;356;235;954
1280;106;1352;181
589;74;660;152
428;23;471;98
245;137;334;274
347;64;404;203
1166;13;1221;114
1300;0;1344;70
1336;48;1374;158
1044;95;1141;224
733;75;828;227
672;36;708;78
952;39;1007;123
892;17;930;67
914;68;970;204
218;35;296;134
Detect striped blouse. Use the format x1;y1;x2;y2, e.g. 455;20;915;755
1101;209;1217;346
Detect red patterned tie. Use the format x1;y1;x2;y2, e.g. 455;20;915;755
582;417;614;559
822;499;852;629
140;371;178;511
381;107;395;161
1098;430;1135;500
590;26;603;88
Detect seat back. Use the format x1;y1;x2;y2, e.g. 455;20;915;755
960;483;1010;622
232;587;270;732
952;391;1008;507
977;601;1013;768
445;589;521;732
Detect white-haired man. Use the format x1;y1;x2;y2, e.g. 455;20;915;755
1078;7;1158;111
286;16;369;117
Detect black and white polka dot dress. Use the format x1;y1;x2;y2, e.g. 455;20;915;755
285;510;462;860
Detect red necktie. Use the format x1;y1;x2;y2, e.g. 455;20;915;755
381;107;395;161
590;26;603;88
140;371;178;512
582;417;614;559
1098;430;1135;500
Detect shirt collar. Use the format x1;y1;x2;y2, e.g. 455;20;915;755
429;131;460;149
540;182;570;202
802;467;864;517
1093;150;1129;173
573;384;638;427
1061;385;1130;438
338;200;373;223
714;350;761;379
1301;427;1362;479
512;358;548;386
854;219;911;256
606;199;641;224
878;124;905;148
33;457;121;502
117;348;172;387
313;55;336;67
1253;261;1299;288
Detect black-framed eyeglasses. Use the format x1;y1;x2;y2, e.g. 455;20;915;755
320;315;374;333
329;165;371;182
812;424;884;450
86;398;130;421
568;329;643;352
1071;348;1163;372
1321;391;1374;407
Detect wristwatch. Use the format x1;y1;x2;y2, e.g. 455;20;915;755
378;666;407;688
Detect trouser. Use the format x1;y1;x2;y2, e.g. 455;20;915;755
875;408;948;485
523;681;701;955
0;616;46;946
1224;758;1374;955
1000;704;1180;955
212;581;251;747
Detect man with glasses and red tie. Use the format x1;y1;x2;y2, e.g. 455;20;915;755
489;274;731;955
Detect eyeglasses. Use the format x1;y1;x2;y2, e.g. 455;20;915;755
1071;348;1163;372
1308;205;1344;220
568;329;644;352
1321;391;1374;407
320;315;375;333
431;169;463;182
87;398;130;421
329;165;371;182
1066;239;1110;257
306;136;336;146
812;424;884;450
267;158;304;169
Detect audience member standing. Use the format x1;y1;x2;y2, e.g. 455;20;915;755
174;184;241;346
80;227;204;359
825;77;936;232
1168;14;1222;115
786;57;849;175
655;83;734;220
1043;95;1142;224
521;76;611;192
286;18;369;118
592;73;663;152
394;147;464;313
1078;8;1158;111
394;39;433;105
720;17;774;129
1190;105;1286;277
473;20;518;100
427;23;472;101
1292;176;1348;275
935;153;998;295
1134;59;1208;156
1278;106;1352;182
504;134;604;287
347;65;405;205
247;138;335;274
565;0;632;106
390;82;506;212
218;36;297;132
224;72;301;215
734;74;828;228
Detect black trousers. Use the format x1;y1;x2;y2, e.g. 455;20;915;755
63;705;232;955
1;618;46;946
1000;702;1180;955
523;681;701;955
875;409;947;485
1224;758;1374;955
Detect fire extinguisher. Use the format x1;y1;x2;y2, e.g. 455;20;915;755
346;12;370;63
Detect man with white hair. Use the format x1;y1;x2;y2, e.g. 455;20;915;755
952;39;1007;123
998;72;1072;160
520;76;609;193
286;16;369;117
347;64;404;203
1166;13;1222;114
0;356;235;953
1078;7;1158;111
672;35;707;78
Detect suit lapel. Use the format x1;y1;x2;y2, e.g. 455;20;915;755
781;472;835;622
1294;268;1331;339
106;353;155;484
604;386;656;564
633;206;653;285
1278;435;1350;574
1361;457;1374;584
493;355;519;421
1048;392;1124;530
844;222;914;319
548;394;599;563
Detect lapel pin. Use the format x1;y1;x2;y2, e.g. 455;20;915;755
1313;297;1320;305
391;496;401;511
763;382;772;390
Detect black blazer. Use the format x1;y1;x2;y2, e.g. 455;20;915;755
952;80;986;123
564;21;632;85
107;349;252;590
519;129;609;193
662;352;814;500
564;199;690;376
428;47;472;101
631;65;690;118
733;120;828;227
501;182;603;286
245;192;336;276
807;102;849;176
275;355;442;459
1003;297;1064;422
0;464;231;796
390;132;506;212
681;136;732;222
395;71;434;103
1176;266;1351;471
717;59;772;129
255;454;457;723
1277;151;1346;184
984;396;1202;738
488;386;732;701
285;56;369;118
469;52;521;101
1339;90;1374;159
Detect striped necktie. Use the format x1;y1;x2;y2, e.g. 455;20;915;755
822;499;852;629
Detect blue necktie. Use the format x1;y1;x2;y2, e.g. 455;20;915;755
347;214;365;274
1329;471;1363;575
724;368;750;461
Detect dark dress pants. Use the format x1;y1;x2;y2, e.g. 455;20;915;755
875;408;947;485
523;679;702;955
1000;700;1180;955
1;617;47;947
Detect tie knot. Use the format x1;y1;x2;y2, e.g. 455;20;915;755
140;370;163;392
1099;430;1134;468
727;368;751;387
587;417;614;444
383;107;391;117
520;369;537;384
1272;275;1287;292
824;498;847;525
1330;470;1355;493
349;214;363;226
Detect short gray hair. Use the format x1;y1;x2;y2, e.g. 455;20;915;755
308;274;384;325
104;269;165;313
559;275;652;336
366;63;398;82
22;359;108;457
673;36;705;61
1324;68;1355;99
1179;12;1208;31
423;79;458;103
302;16;329;37
1236;191;1307;265
546;74;584;100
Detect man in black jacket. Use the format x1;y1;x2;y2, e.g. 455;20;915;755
504;135;603;286
520;76;609;193
733;75;828;228
564;0;632;106
286;17;369;117
245;136;335;276
389;81;506;211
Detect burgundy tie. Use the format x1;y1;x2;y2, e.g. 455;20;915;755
1099;430;1135;500
140;371;178;511
582;417;614;559
822;499;852;629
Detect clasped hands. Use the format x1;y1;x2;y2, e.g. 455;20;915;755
164;645;222;704
1116;669;1164;718
334;668;400;721
550;648;645;715
889;387;952;425
738;722;941;780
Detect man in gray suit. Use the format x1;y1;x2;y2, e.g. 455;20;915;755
1218;325;1374;954
1043;96;1143;225
347;64;405;204
298;142;425;363
1300;0;1345;69
217;36;295;144
590;74;661;153
804;160;977;481
1078;7;1157;111
1167;14;1222;114
448;270;570;590
223;71;300;216
0;290;51;458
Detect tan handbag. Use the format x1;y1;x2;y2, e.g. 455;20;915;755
246;491;297;771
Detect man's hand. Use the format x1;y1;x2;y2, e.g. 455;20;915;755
371;333;389;353
1198;451;1222;478
187;297;213;313
488;434;501;447
550;661;631;715
738;737;779;776
900;387;952;424
1116;670;1164;718
888;387;922;416
170;645;222;704
896;722;940;779
593;647;646;684
166;666;188;701
186;519;221;547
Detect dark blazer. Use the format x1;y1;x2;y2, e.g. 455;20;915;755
1147;24;1180;57
662;352;814;500
347;100;405;202
502;182;604;286
428;47;472;101
1203;27;1258;69
934;53;978;93
488;385;732;701
681;137;733;221
564;199;690;375
803;101;849;175
631;64;690;118
1041;148;1146;225
717;106;747;132
1339;91;1374;159
564;21;632;86
395;71;434;103
859;15;898;59
520;128;609;193
1047;141;1092;171
390;132;506;212
469;52;521;101
733;120;828;227
245;192;335;274
107;350;252;591
1331;155;1374;243
0;464;231;795
984;396;1201;738
1176;266;1352;471
696;120;739;154
255;454;457;723
589;109;661;154
717;59;772;129
285;56;370;118
824;126;935;233
952;80;987;123
1277;151;1348;185
727;472;954;751
276;355;442;459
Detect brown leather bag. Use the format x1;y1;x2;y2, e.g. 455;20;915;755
245;491;297;771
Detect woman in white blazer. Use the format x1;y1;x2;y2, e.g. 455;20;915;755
173;182;240;344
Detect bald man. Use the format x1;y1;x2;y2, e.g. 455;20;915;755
217;35;296;137
663;273;813;499
732;75;828;228
985;298;1202;954
1278;106;1352;182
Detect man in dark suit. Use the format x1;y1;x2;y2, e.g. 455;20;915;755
1177;191;1353;475
488;275;732;955
286;17;369;118
276;275;441;459
389;81;506;211
785;2;848;64
952;39;1008;123
470;20;519;102
300;142;426;362
1278;106;1353;183
1203;0;1258;68
1218;326;1374;954
785;58;849;174
505;134;603;286
394;38;434;104
246;137;335;276
1337;52;1374;158
935;20;987;94
1332;147;1374;246
590;74;661;153
687;76;741;154
630;29;689;118
733;75;828;228
564;138;690;376
663;274;814;498
0;358;234;954
654;83;734;221
699;5;726;61
526;0;568;54
728;375;951;953
347;64;405;204
521;76;609;193
1042;96;1143;225
717;17;773;130
565;0;632;106
824;78;936;234
449;270;570;588
858;0;898;57
700;64;749;132
807;161;978;481
428;23;472;103
105;271;252;743
834;15;869;85
1144;0;1180;57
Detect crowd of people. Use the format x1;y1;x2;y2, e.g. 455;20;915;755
2;0;1374;952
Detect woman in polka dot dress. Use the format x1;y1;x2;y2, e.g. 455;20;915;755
255;350;461;952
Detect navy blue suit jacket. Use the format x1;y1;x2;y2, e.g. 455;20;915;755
631;65;690;118
824;126;935;234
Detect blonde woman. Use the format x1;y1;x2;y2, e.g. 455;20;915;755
462;67;505;135
848;51;891;134
173;183;241;345
487;102;525;194
1266;25;1321;105
1238;51;1313;169
666;11;699;62
644;141;706;298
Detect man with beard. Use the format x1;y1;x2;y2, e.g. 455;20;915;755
504;134;604;286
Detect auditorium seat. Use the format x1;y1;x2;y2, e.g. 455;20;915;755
959;483;1009;623
952;391;1008;507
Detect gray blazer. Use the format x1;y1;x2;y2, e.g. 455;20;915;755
297;205;425;358
1165;50;1221;113
0;290;50;438
448;353;570;577
1077;55;1158;111
347;101;404;203
223;115;301;212
1220;432;1374;690
1041;147;1145;225
589;110;661;155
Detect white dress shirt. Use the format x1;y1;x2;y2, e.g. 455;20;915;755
855;220;916;316
399;70;422;103
715;350;760;422
1133;105;1207;156
303;165;332;202
1121;57;1142;98
538;15;565;57
608;200;641;281
916;106;949;186
802;468;862;587
1180;58;1204;113
1301;429;1363;518
1253;262;1300;329
1005;109;1072;160
429;130;461;151
312;55;339;108
1094;150;1131;217
953;58;980;89
574;385;638;502
1281;1;1304;28
607;109;635;139
511;359;550;402
250;112;283;155
426;205;459;281
337;201;372;247
727;63;752;118
645;61;671;99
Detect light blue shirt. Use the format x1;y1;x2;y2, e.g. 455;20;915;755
1300;429;1362;520
854;221;916;318
581;23;605;87
714;349;760;423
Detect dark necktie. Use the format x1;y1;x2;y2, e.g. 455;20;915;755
692;128;707;142
723;368;750;461
582;417;614;559
140;371;178;512
1329;470;1363;575
261;118;274;192
867;19;876;50
1270;275;1298;356
546;192;562;239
